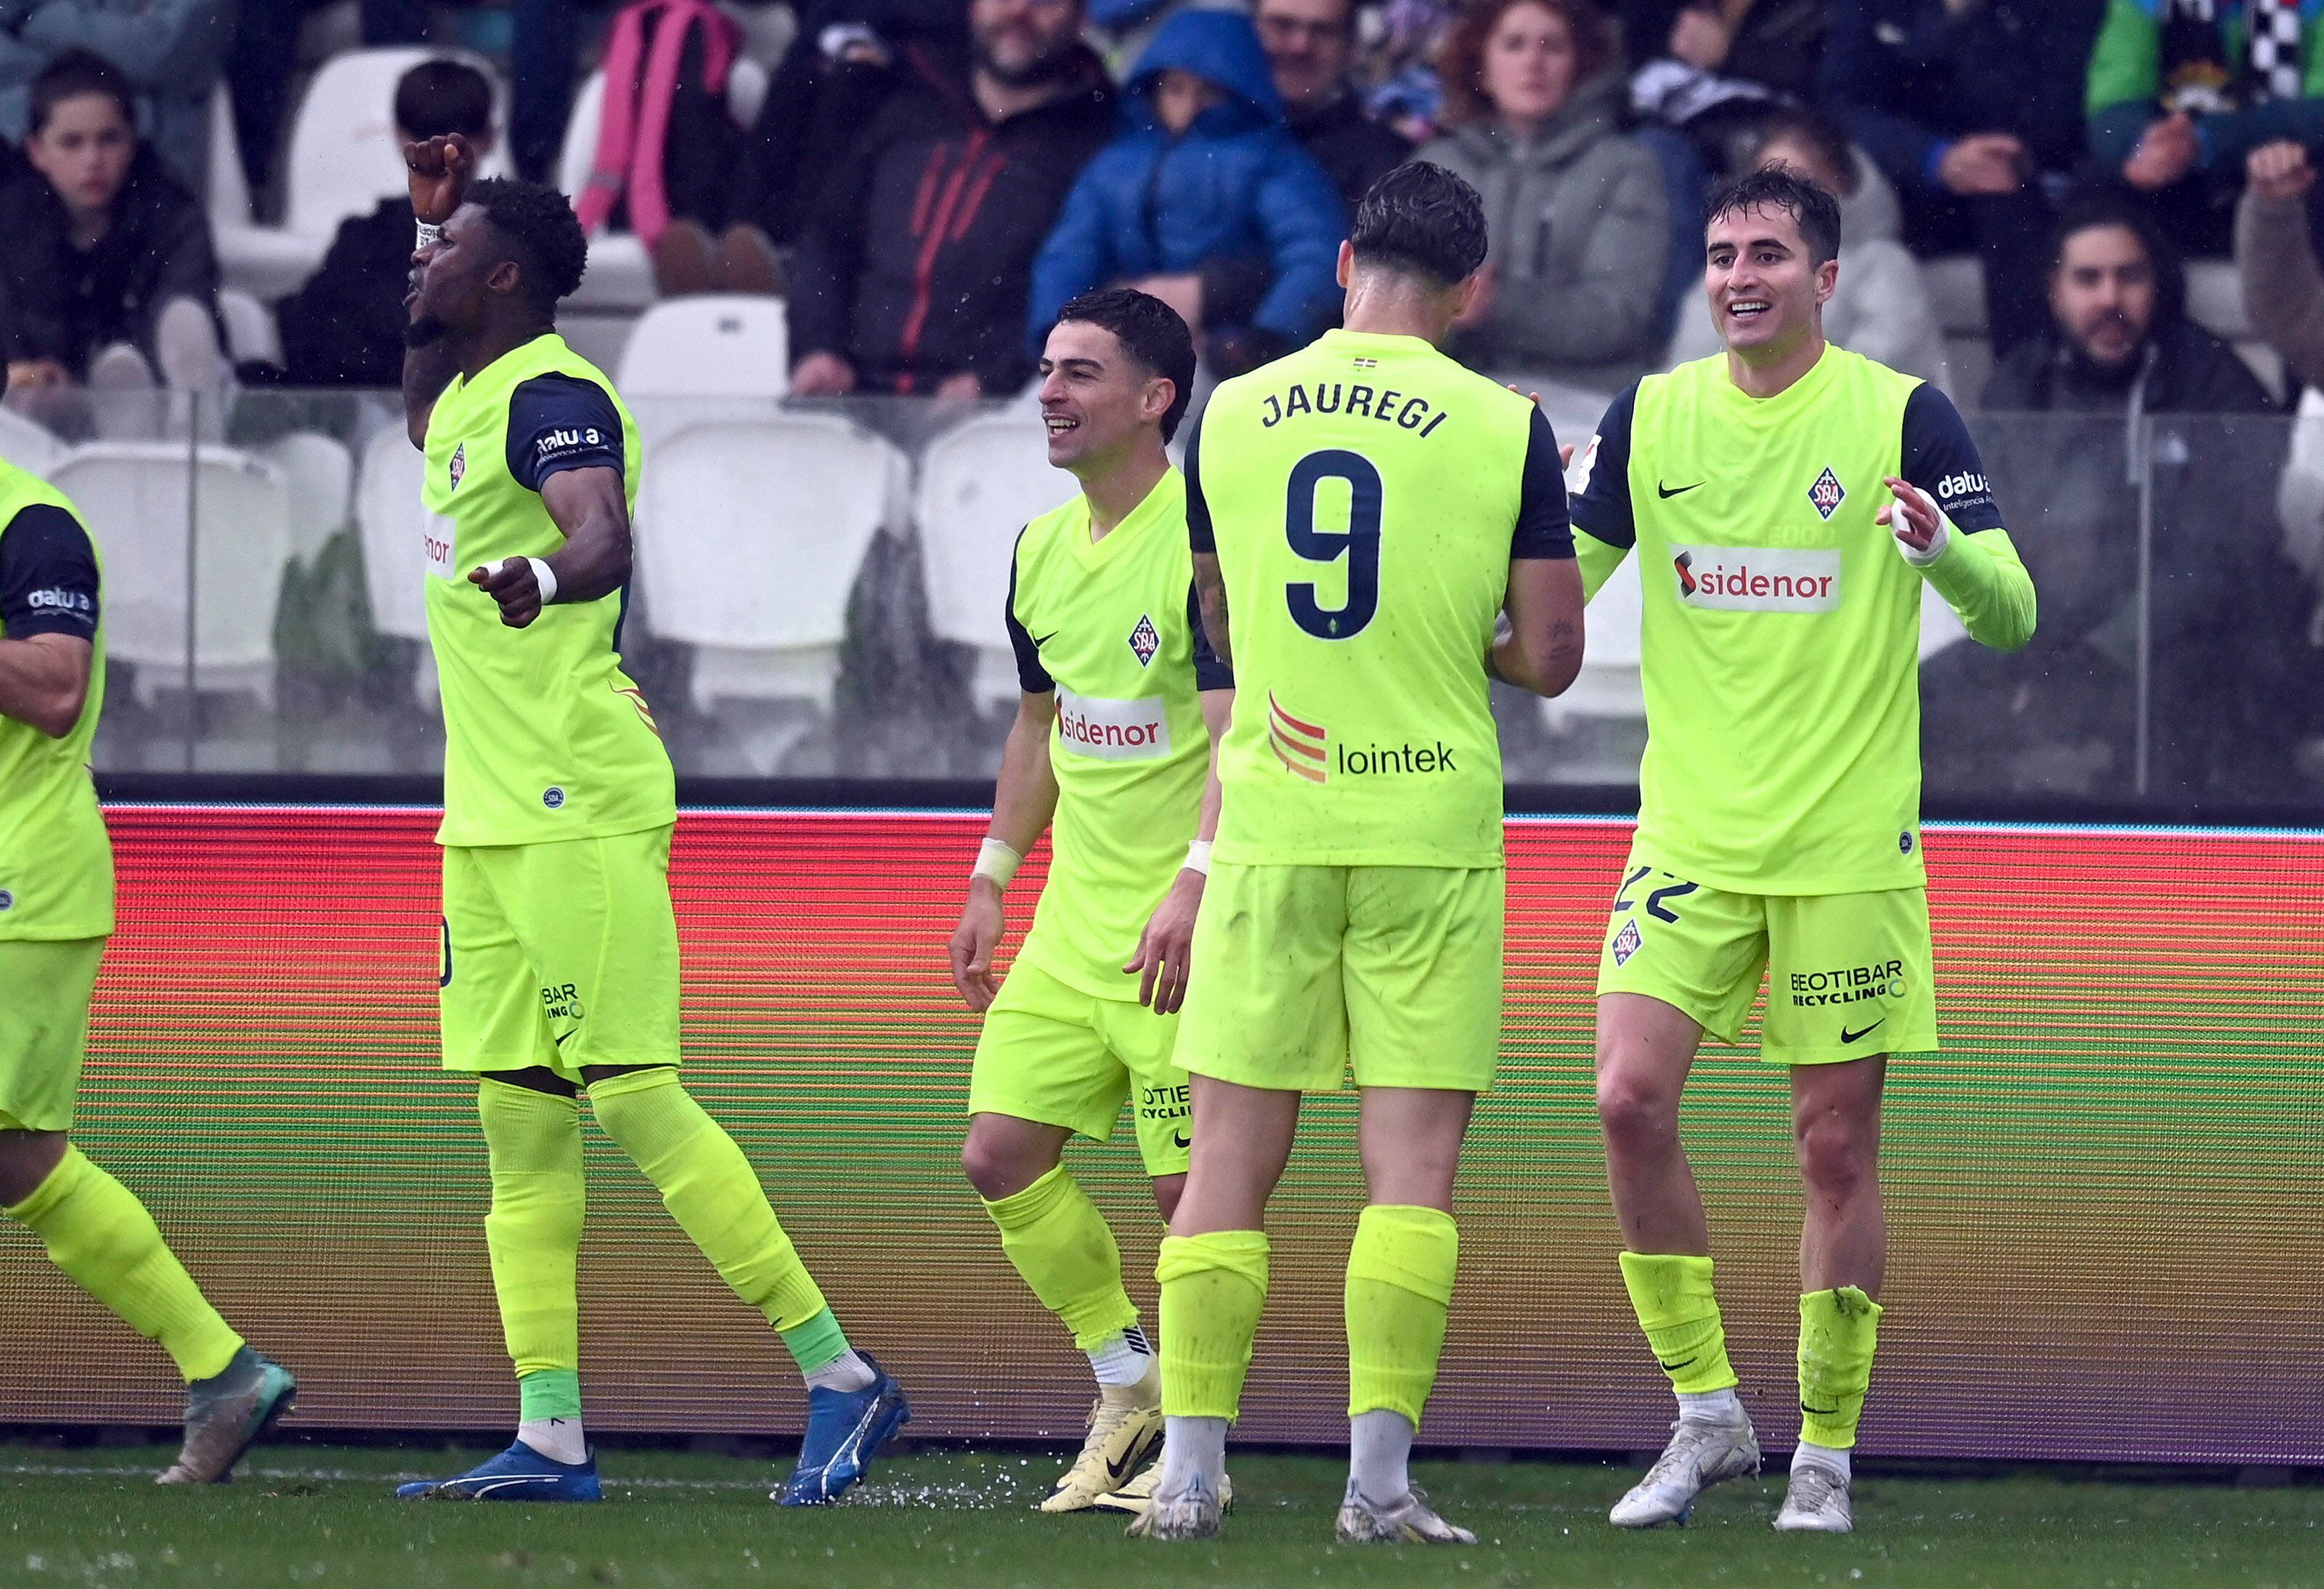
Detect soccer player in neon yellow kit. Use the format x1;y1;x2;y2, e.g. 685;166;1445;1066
391;134;906;1505
1133;163;1586;1544
0;430;296;1487
946;289;1233;1514
1569;167;2036;1534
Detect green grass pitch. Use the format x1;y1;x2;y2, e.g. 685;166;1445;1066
1;1443;2316;1588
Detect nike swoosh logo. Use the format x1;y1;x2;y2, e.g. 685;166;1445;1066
1656;481;1704;498
1656;1356;1696;1371
553;1031;576;1047
1105;1439;1144;1482
1171;1130;1190;1150
1839;1020;1885;1045
1032;630;1060;647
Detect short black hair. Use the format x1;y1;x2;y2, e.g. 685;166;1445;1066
2047;190;2182;317
1349;161;1487;288
1055;288;1198;443
1705;164;1842;267
395;57;494;142
468;177;589;311
30;48;135;138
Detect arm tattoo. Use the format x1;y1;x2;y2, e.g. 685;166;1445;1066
1195;559;1232;667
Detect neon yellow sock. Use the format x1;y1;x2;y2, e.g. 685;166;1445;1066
1345;1204;1458;1425
1619;1251;1739;1395
1156;1230;1267;1421
5;1146;241;1383
588;1068;829;1333
1797;1287;1882;1449
477;1079;586;1392
983;1164;1137;1352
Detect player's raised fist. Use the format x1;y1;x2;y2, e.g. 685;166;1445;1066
405;132;475;227
470;557;542;628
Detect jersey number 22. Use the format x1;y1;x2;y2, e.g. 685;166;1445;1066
1285;449;1381;641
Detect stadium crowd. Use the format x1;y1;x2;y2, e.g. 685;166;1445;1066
0;0;2319;801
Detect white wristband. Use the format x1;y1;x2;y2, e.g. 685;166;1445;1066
1183;840;1214;876
415;219;443;249
527;557;559;604
1899;511;1952;567
972;837;1022;889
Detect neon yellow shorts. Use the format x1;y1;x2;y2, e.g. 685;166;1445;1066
0;936;105;1131
1174;862;1503;1094
439;824;681;1085
1594;849;1937;1064
968;959;1190;1178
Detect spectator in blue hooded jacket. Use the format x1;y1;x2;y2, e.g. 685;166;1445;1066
1027;8;1346;375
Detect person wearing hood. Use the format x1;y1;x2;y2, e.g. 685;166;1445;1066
1415;0;1668;394
1935;195;2308;801
1025;9;1346;379
787;0;1118;398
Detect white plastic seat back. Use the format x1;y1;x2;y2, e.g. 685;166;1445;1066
0;407;65;476
633;414;904;711
618;296;789;399
356;426;433;642
218;288;281;366
50;444;291;703
916;411;1073;712
256;431;354;563
284;49;511;238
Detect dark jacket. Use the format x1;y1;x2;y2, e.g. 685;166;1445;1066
274;198;417;389
786;41;1117;393
1286;86;1410;213
1026;9;1346;356
1821;0;2105;197
0;144;216;375
1618;0;1828;99
1958;311;2304;799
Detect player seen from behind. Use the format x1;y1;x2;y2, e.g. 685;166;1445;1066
946;288;1233;1516
0;397;296;1485
391;134;907;1505
1134;161;1586;1544
1571;165;2036;1535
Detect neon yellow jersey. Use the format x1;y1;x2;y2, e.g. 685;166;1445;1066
421;333;673;848
1569;347;2034;894
0;466;110;940
1005;468;1230;1001
1187;328;1572;868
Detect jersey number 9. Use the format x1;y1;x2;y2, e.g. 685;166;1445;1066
1285;449;1382;641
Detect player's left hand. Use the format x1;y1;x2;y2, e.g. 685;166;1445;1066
471;557;543;627
1126;869;1205;1015
1877;476;1946;558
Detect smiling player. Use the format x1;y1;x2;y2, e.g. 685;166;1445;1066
1567;165;2037;1533
948;288;1232;1515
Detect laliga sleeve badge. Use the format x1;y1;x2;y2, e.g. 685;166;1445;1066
1612;918;1643;967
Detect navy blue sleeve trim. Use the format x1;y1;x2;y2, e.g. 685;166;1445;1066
1004;529;1054;694
0;503;100;639
1184;423;1215;555
506;373;626;493
1569;382;1639;550
1899;383;2005;532
1512;405;1577;559
1187;576;1232;691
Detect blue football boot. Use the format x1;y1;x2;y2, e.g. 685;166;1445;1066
395;1439;603;1502
774;1354;910;1506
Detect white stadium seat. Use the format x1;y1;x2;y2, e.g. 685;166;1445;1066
50;444;292;705
914;410;1072;713
256;431;354;564
283;49;512;242
557;71;654;311
218;288;282;367
633;413;906;712
354;425;443;710
0;406;65;477
617;296;789;399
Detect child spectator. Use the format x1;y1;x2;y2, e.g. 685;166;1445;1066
1027;7;1345;375
0;48;222;397
1416;0;1667;391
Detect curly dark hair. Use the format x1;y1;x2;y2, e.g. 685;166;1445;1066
1352;161;1487;287
468;177;589;311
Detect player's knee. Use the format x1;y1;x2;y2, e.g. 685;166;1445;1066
1793;1105;1875;1199
960;1128;1048;1202
1595;1068;1678;1150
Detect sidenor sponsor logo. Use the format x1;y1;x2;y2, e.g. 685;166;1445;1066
1055;688;1170;761
1670;545;1840;612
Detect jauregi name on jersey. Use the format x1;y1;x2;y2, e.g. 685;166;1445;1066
1005;467;1230;1001
421;333;674;848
